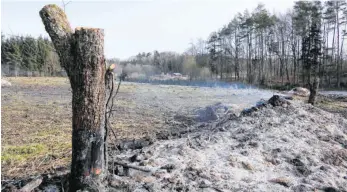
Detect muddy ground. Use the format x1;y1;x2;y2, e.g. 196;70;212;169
1;77;347;192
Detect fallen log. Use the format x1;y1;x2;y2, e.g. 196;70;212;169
19;177;42;192
113;161;152;173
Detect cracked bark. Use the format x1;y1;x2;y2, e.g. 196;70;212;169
40;4;107;191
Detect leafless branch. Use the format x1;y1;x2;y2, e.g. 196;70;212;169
107;79;121;116
61;0;72;12
104;69;122;153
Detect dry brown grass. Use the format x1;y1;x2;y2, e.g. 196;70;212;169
1;98;72;178
2;77;71;178
1;77;163;178
5;77;70;86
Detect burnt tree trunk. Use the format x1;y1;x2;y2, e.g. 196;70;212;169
40;5;107;191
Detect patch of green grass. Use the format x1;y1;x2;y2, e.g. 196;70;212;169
2;144;47;165
36;129;62;137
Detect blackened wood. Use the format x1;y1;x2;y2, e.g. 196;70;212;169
112;161;152;172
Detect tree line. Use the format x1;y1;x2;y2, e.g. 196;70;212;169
123;1;347;88
1;34;62;76
2;1;347;88
200;0;346;88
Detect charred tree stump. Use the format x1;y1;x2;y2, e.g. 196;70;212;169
268;95;291;107
308;77;319;105
40;5;107;191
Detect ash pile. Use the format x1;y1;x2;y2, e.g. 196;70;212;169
108;95;347;192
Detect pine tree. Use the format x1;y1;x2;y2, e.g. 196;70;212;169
20;36;39;73
37;36;50;72
207;32;219;76
300;1;323;104
153;50;161;70
4;37;23;76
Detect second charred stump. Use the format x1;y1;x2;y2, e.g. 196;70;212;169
241;95;291;116
268;95;291;107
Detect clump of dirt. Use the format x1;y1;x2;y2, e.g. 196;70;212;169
106;96;347;192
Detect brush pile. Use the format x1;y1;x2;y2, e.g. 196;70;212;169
107;95;347;192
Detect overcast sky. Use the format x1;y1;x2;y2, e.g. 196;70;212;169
1;0;295;59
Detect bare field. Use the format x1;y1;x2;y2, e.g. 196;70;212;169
1;77;274;179
2;77;347;192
